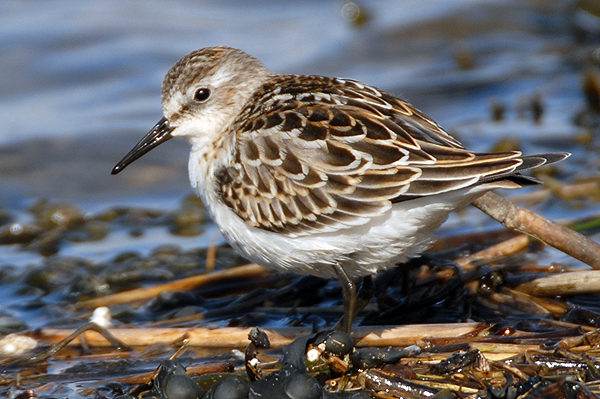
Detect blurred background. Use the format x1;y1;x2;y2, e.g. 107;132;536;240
0;0;599;267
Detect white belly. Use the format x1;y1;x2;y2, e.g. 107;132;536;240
188;147;490;279
200;185;487;279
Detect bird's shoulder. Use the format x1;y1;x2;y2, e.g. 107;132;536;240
235;75;464;150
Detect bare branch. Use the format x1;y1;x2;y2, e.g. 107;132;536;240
472;192;600;269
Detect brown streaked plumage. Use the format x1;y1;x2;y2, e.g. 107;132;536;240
112;46;569;332
219;74;561;237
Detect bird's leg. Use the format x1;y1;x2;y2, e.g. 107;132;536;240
332;264;356;334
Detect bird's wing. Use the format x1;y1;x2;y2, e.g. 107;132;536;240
215;77;536;237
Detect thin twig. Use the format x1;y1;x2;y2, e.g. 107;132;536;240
514;270;600;297
28;322;130;363
454;235;530;271
71;263;268;311
33;323;580;362
35;323;482;349
472;192;600;269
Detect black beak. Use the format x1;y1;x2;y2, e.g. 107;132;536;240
111;117;174;175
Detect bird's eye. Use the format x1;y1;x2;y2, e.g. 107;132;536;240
194;88;211;102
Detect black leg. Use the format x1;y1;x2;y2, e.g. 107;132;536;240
332;264;356;334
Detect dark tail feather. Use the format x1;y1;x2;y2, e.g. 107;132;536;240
517;152;570;172
481;152;569;186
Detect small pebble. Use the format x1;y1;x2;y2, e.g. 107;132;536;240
0;333;38;356
90;306;112;328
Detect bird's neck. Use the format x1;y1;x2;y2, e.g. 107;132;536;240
187;129;235;199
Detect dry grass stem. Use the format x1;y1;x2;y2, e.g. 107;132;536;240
514;270;600;296
500;288;568;317
472;192;600;269
71;263;267;310
35;323;483;350
430;235;530;281
454;235;530;271
205;234;218;272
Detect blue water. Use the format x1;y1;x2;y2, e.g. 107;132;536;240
1;0;521;147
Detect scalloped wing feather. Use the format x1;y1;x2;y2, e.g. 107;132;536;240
215;76;551;237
